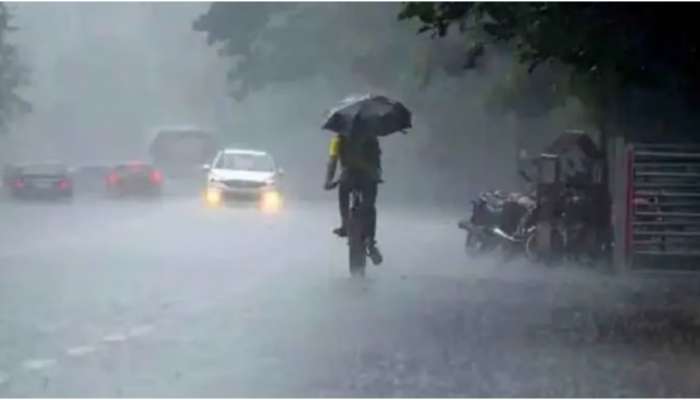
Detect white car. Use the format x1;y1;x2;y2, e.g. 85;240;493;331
203;148;284;211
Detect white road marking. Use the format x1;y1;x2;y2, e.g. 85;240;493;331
21;358;56;371
102;333;127;343
66;345;97;357
127;324;154;338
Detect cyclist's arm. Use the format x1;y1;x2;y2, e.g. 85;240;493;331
373;138;383;182
329;135;341;161
324;135;341;189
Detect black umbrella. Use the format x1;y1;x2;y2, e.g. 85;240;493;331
322;94;412;138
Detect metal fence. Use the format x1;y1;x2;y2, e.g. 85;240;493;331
627;144;700;271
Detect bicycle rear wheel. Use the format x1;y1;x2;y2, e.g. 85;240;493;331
348;207;366;277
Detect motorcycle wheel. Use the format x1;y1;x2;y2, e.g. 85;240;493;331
465;231;489;256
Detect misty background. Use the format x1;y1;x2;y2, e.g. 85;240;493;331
1;2;594;206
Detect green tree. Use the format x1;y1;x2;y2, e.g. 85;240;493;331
0;3;30;132
193;3;419;101
399;2;700;137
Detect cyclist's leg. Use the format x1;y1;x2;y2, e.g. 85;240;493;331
363;181;378;241
334;179;350;236
362;180;382;265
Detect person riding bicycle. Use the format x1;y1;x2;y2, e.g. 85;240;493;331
324;132;383;265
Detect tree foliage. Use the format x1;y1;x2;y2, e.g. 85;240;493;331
0;3;29;132
484;61;569;119
193;3;418;101
399;2;700;123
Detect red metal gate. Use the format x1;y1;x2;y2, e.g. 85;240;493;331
626;144;700;271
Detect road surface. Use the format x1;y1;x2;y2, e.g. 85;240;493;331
1;192;700;397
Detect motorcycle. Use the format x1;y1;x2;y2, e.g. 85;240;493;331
458;190;503;255
521;186;605;266
458;189;536;258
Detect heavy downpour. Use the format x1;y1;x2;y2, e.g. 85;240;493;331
2;2;700;397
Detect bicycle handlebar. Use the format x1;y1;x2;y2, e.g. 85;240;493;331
326;179;384;190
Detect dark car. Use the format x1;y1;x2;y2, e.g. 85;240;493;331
106;162;163;197
8;163;74;200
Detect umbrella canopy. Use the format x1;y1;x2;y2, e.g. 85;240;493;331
322;94;411;138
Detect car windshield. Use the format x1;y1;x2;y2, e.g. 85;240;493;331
20;164;66;175
216;153;275;172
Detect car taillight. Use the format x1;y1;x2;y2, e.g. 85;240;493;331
13;179;24;189
58;179;71;190
107;173;120;185
149;170;163;184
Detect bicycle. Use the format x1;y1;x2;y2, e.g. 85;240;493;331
329;180;370;277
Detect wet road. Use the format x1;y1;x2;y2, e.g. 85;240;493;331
1;193;700;396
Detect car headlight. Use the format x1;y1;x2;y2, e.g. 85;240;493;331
260;189;282;213
205;187;222;206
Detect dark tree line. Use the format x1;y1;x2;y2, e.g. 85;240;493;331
400;3;700;139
